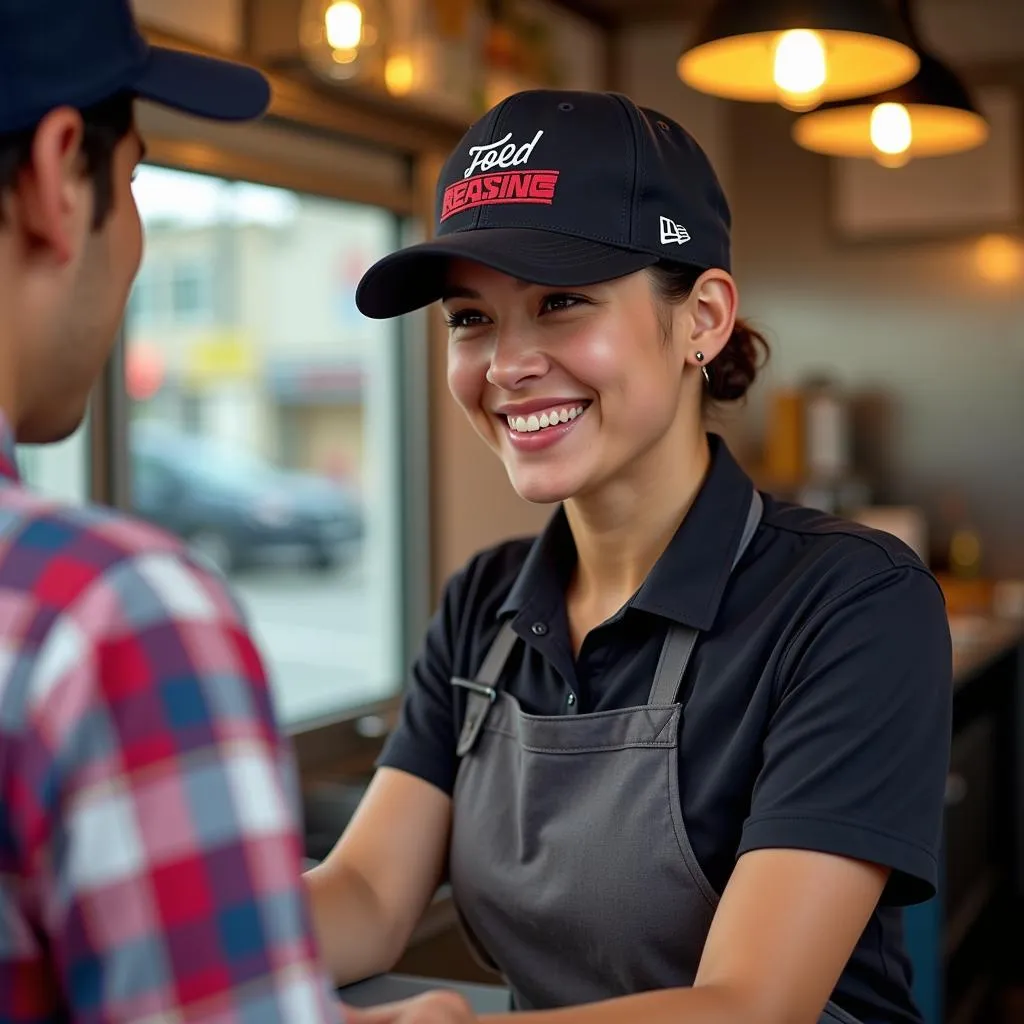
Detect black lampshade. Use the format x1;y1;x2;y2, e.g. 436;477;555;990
678;0;920;108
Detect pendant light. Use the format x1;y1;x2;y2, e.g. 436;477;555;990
299;0;389;86
677;0;920;112
791;0;988;167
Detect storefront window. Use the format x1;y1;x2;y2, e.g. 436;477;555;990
125;165;407;728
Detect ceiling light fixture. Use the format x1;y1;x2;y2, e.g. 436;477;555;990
791;0;988;166
677;0;920;112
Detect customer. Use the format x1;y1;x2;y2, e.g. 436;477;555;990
307;89;954;1024
0;1;345;1019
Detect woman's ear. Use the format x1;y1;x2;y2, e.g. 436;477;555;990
684;269;738;364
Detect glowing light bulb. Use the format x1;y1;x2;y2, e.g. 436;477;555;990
772;30;827;111
325;1;363;50
870;102;913;168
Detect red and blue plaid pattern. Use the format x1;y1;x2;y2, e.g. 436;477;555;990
0;418;340;1022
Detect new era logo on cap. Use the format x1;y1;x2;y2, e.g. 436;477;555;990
660;217;691;245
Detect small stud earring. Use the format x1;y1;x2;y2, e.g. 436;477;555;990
695;351;710;385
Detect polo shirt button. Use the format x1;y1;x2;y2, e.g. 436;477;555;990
567;693;577;706
531;622;548;636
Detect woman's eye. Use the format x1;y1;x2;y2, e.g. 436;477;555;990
444;308;489;330
541;293;587;314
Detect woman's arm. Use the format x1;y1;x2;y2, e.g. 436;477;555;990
312;559;470;987
306;767;453;986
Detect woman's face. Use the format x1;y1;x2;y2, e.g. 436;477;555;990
444;260;708;506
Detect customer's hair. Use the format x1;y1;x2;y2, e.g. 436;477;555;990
647;262;769;403
0;91;135;230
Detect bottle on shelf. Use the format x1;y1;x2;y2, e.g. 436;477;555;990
796;374;871;515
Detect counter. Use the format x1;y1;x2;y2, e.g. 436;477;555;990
339;974;509;1011
907;615;1023;1024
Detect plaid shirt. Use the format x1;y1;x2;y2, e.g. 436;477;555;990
0;417;340;1022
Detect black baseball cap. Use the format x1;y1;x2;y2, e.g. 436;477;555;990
0;0;271;136
355;89;732;320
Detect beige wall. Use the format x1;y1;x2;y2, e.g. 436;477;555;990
131;0;244;51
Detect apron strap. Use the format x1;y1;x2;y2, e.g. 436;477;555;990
477;619;520;687
647;489;764;707
455;620;518;757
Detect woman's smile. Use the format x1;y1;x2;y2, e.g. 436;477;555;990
499;400;591;452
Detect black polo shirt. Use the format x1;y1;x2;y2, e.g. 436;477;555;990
379;434;952;1024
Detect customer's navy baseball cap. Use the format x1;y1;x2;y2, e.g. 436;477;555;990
355;89;732;320
0;0;271;135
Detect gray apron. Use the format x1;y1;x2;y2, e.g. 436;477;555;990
448;490;861;1023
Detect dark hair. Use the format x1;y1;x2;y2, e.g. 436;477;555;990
0;91;134;230
647;262;769;403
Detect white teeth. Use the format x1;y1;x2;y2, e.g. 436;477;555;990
507;404;587;433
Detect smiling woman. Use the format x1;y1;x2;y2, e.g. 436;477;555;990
441;262;717;506
307;88;953;1024
440;257;769;507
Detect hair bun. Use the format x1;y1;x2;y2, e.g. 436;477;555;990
708;319;769;402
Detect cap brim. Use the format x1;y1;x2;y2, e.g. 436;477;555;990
355;228;660;319
132;46;271;122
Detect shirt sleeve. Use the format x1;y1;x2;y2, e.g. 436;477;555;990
737;562;953;905
20;549;339;1022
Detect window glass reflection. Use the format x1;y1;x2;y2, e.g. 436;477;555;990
126;165;406;727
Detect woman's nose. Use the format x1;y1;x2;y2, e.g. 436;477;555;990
485;329;550;390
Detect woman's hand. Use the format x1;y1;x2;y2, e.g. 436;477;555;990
342;991;477;1024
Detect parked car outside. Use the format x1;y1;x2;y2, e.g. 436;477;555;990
131;422;364;575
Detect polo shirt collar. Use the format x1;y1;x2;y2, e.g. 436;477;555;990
498;503;574;626
498;433;755;632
